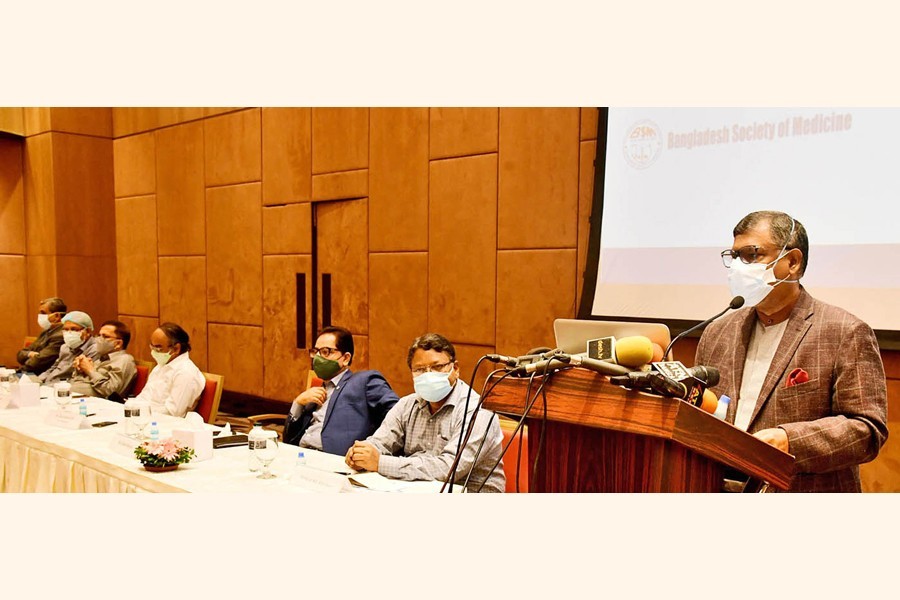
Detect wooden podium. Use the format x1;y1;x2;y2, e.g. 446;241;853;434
482;368;794;492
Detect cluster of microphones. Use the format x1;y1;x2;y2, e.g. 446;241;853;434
484;296;746;415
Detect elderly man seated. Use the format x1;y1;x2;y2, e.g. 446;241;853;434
37;311;101;385
69;320;137;399
17;296;67;376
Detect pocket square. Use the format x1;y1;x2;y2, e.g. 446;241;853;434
786;368;810;387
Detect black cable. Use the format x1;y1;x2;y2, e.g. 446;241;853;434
530;374;549;486
443;366;516;493
443;355;488;493
475;361;565;493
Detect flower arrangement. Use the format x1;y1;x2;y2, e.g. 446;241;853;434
134;438;195;469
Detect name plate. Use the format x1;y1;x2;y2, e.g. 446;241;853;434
109;433;140;457
289;466;353;493
9;384;41;408
45;409;88;430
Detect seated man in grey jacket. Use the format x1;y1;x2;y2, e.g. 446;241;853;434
37;311;100;385
70;320;137;399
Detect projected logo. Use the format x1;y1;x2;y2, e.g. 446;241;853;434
623;120;662;169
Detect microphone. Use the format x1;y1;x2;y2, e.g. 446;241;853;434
587;335;655;368
663;296;745;359
512;353;630;377
609;362;720;412
484;350;558;368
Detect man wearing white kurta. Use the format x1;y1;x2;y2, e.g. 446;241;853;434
135;322;206;417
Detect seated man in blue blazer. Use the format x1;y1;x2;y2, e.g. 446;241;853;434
283;326;399;455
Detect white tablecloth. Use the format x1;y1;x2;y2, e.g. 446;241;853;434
0;394;439;493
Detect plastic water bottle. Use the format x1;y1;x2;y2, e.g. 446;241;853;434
78;398;87;417
149;421;159;441
290;451;307;484
248;423;264;472
714;394;731;421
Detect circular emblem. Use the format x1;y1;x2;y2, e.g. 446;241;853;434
623;120;663;169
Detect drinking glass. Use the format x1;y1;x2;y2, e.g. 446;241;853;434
131;401;151;439
254;431;279;479
54;381;72;412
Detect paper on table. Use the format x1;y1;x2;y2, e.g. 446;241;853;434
304;451;357;475
347;471;415;492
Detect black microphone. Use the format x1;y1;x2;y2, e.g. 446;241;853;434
484;350;557;368
663;296;745;359
512;353;631;377
609;363;720;403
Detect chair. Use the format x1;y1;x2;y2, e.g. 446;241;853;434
129;360;154;396
247;371;321;440
196;372;224;424
498;416;529;493
23;336;37;348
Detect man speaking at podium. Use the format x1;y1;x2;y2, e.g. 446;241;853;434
696;211;887;492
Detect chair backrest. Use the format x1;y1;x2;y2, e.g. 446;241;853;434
130;361;154;396
196;372;224;424
499;417;529;493
23;336;37;348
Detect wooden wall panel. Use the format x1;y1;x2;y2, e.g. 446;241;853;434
206;183;262;325
263;255;313;401
262;107;311;205
156;121;205;256
117;315;159;364
113;108;223;138
452;343;496;404
861;421;900;492
316;198;368;334
368;252;428;397
0;138;25;254
496;249;577;355
23;133;56;256
56;255;118;324
498;108;580;249
51;133;115;257
113;131;156;199
159;257;208;372
577;140;597;303
311;169;368;201
430;108;499;160
581;107;599;141
369;108;429;252
0;256;28;366
115;195;159;317
25;255;57;335
208;324;263;395
351;334;369;372
204;109;261;187
428;154;497;345
262;204;311;255
0;108;24;136
23;108;51;136
311;108;368;174
48;108;113;138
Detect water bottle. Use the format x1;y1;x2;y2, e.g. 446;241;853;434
714;394;731;421
149;421;159;441
248;423;264;472
290;451;307;484
78;398;87;417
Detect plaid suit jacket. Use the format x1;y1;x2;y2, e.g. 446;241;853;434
696;287;888;492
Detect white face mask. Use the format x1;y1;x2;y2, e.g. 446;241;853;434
37;314;52;330
413;370;454;403
151;349;172;367
62;330;83;349
727;249;795;308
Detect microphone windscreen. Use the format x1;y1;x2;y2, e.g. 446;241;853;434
730;296;745;309
699;388;718;414
650;343;665;363
614;336;654;368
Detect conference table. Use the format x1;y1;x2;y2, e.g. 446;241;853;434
0;391;440;494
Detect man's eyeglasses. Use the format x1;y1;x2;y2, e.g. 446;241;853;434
309;347;340;358
410;361;453;377
721;245;769;267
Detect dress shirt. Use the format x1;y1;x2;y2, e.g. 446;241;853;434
365;380;506;493
734;319;788;431
69;350;137;399
297;369;347;450
134;352;206;417
38;336;100;385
